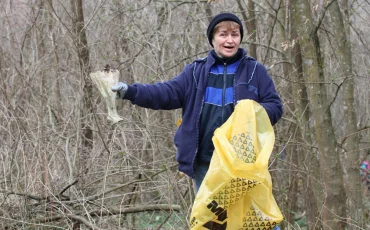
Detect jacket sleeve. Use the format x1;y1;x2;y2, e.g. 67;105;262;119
123;65;191;110
256;63;283;125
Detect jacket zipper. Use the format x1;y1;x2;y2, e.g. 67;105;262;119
190;53;247;177
222;62;227;121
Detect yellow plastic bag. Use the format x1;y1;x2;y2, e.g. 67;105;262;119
190;99;283;230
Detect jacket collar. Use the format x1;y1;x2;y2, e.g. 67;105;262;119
206;48;247;67
211;49;243;65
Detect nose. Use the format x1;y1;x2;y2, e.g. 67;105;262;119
226;35;233;43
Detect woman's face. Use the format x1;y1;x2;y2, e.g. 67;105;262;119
212;22;241;58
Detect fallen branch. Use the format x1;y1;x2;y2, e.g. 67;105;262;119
4;204;181;229
3;213;99;230
69;163;178;204
1;179;78;202
88;204;182;216
0;190;44;201
33;204;181;224
64;214;99;230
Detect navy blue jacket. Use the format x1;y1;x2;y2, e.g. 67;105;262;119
124;48;282;178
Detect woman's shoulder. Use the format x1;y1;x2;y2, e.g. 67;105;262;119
242;56;268;71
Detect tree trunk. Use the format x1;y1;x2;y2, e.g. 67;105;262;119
247;0;257;58
291;0;347;229
288;1;323;228
275;1;298;225
36;0;51;197
292;39;322;230
328;1;363;228
47;0;63;125
70;0;93;183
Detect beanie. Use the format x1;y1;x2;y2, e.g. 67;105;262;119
207;12;244;47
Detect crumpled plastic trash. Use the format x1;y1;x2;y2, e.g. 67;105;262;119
90;67;123;124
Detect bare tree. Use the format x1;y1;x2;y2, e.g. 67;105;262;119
70;0;93;186
35;0;52;197
328;1;363;228
236;0;257;58
291;0;347;228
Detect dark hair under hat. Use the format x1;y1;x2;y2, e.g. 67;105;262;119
207;12;244;47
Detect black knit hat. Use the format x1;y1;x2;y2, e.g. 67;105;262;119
207;12;244;47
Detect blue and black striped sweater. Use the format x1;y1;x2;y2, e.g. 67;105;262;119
198;50;242;163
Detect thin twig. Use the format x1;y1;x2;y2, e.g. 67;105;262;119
58;179;78;196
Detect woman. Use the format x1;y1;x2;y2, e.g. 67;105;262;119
112;12;283;192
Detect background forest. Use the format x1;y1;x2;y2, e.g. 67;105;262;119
1;0;370;229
